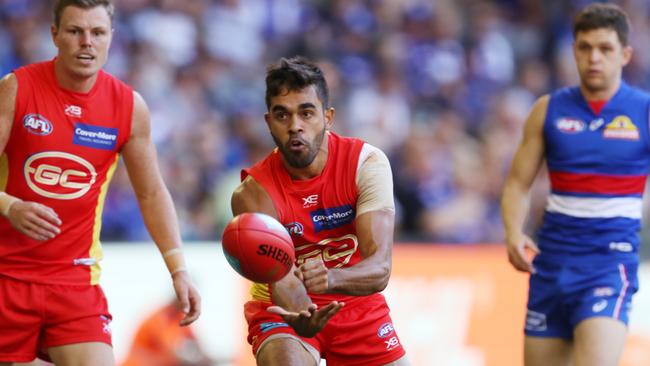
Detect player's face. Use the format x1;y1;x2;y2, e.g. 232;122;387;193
573;28;632;94
51;5;112;79
265;86;334;169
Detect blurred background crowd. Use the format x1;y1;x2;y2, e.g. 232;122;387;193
3;0;650;248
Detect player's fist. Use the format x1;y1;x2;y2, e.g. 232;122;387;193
300;257;329;294
505;232;540;273
6;201;61;241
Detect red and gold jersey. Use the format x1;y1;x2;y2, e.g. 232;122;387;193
0;60;133;285
242;132;365;305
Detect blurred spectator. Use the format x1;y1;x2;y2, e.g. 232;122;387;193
2;0;650;251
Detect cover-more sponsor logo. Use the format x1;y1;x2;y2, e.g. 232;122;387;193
24;152;97;200
23;114;53;135
311;204;355;232
73;123;118;150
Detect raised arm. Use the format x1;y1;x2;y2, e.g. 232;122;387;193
501;95;548;273
300;146;395;296
0;73;61;240
121;91;200;326
231;176;342;337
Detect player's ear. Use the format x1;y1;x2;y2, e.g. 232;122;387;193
622;45;633;66
324;107;335;130
51;24;59;45
264;112;271;128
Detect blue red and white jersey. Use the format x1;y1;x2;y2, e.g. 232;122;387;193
537;82;650;262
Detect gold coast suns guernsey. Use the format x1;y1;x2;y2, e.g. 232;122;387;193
0;60;133;285
242;132;365;306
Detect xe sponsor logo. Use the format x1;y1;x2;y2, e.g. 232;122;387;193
64;104;82;118
23;114;53;136
302;194;318;208
24;151;97;200
385;336;399;351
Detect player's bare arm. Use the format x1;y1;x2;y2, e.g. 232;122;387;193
300;148;395;296
501;95;548;273
122;91;201;326
232;176;343;337
0;73;61;241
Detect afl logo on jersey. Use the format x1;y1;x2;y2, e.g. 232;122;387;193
24;152;97;200
23;114;53;136
556;117;585;134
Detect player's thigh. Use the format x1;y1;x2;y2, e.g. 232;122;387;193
573;317;626;366
524;336;572;366
46;342;114;366
381;354;411;365
257;336;319;366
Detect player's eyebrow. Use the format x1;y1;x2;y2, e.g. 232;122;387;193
298;103;317;110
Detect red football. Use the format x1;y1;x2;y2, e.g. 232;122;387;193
221;212;295;283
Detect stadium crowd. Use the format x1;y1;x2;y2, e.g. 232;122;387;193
3;0;650;246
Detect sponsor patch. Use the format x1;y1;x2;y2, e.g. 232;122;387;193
311;205;355;233
24;151;97;200
260;322;289;333
64;104;82;118
603;116;639;140
385;336;400;351
556;117;585;134
525;310;547;331
73;123;118;150
23;114;53;135
593;287;615;297
302;194;319;208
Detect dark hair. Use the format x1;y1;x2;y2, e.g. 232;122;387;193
265;56;329;110
573;3;630;46
53;0;114;27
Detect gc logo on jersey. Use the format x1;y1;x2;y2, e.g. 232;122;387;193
23;114;53;136
603;115;639;140
24;152;97;200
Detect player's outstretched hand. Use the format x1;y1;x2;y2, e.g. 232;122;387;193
300;257;329;294
172;270;202;326
267;301;344;338
7;201;61;241
506;233;540;273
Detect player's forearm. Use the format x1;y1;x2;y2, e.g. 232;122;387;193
136;185;186;274
327;257;390;296
501;179;531;239
271;269;312;310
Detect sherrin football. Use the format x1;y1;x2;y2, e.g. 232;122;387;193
221;212;295;283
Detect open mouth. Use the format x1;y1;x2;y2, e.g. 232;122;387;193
288;138;307;152
76;54;96;63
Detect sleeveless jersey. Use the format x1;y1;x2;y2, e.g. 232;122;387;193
242;132;365;306
538;82;650;262
0;60;133;285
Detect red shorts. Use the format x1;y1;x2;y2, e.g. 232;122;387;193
0;275;112;362
245;293;406;366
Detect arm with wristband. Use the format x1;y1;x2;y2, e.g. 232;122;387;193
121;91;201;326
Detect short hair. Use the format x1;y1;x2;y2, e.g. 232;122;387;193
53;0;114;27
265;56;329;110
573;3;630;46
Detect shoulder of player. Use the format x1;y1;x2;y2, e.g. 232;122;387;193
524;95;550;130
0;73;18;100
231;176;274;215
358;142;390;168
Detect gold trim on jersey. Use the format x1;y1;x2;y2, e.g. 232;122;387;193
89;154;119;285
0;153;8;191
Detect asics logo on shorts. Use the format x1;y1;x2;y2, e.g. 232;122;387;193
592;299;608;313
525;310;547;331
24;152;97;200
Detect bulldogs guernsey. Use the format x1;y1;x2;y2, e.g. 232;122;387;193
243;132;366;306
538;81;650;263
0;60;133;285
